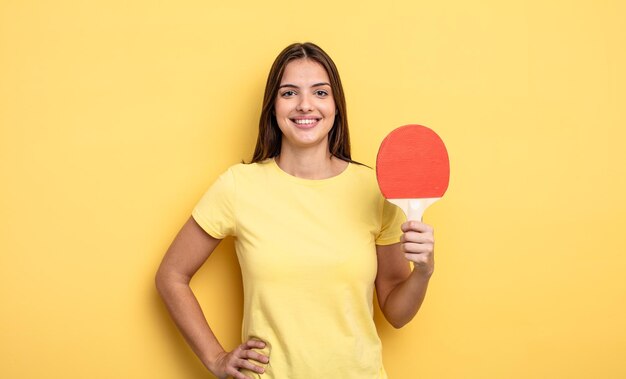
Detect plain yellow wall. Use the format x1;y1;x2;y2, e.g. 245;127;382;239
1;1;625;378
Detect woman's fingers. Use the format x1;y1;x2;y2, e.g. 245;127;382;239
242;349;270;364
402;242;434;254
401;220;433;233
226;365;250;379
400;221;435;254
400;221;435;276
241;339;270;363
215;339;269;379
238;357;266;373
234;338;269;377
400;231;434;245
244;338;267;350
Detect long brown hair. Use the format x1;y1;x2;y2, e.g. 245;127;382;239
250;42;356;164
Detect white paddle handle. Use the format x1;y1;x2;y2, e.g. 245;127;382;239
388;198;440;222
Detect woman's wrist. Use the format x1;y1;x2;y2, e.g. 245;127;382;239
410;265;433;282
203;348;227;375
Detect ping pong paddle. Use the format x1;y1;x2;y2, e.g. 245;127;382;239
376;124;450;221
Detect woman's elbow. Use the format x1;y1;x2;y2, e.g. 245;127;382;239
383;306;418;329
154;265;175;296
154;268;166;295
388;316;411;329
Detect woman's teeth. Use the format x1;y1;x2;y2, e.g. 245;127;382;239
293;119;318;125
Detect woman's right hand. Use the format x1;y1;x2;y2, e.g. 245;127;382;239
211;339;270;379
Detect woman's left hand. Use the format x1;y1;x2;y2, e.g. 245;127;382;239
400;221;435;278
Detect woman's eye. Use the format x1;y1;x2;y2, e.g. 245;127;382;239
281;90;296;97
315;90;329;97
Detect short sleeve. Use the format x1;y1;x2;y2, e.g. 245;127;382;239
375;199;406;245
191;168;236;239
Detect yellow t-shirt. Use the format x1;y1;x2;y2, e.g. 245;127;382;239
192;159;405;379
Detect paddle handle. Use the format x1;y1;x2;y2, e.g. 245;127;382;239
388;198;440;222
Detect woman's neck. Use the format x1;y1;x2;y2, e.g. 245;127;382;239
275;143;348;180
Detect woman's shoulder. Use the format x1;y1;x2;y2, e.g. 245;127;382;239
342;160;382;190
218;159;274;182
225;159;273;172
346;160;375;179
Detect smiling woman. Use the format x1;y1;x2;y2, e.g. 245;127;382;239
155;42;437;379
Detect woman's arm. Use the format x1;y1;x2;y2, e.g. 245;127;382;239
375;220;435;328
155;217;268;379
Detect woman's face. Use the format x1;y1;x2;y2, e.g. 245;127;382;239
274;59;336;152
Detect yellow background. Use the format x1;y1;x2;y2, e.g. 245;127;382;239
1;1;625;378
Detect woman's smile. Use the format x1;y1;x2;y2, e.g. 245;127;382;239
290;117;322;129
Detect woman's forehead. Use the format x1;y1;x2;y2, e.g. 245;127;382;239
280;59;330;85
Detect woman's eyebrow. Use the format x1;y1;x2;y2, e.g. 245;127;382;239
311;82;331;88
278;82;331;89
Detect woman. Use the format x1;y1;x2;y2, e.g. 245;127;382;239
155;42;435;379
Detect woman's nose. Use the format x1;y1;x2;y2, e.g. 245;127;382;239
296;94;313;112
